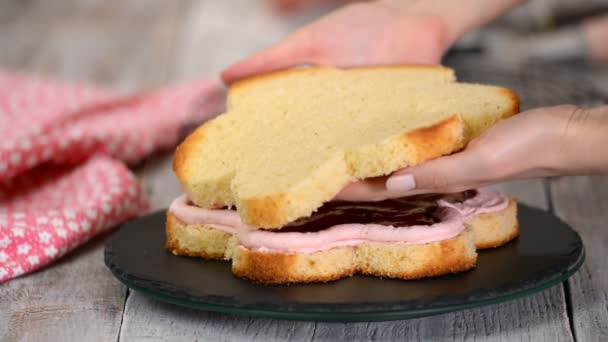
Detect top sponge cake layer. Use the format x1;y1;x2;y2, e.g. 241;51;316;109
174;66;519;229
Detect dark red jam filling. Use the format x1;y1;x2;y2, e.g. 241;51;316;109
277;190;477;233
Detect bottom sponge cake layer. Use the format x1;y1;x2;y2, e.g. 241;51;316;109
231;229;476;284
165;199;517;284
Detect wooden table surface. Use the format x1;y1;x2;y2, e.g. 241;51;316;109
1;1;607;341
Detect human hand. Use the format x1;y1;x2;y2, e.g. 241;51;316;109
222;1;449;84
223;0;527;84
336;105;608;201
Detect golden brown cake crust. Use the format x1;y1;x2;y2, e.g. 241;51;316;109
402;114;467;164
231;246;358;284
166;211;483;284
241;114;466;229
498;87;521;118
239;194;290;231
229;65;455;93
173;114;468;230
469;199;519;249
172;65;520;229
165;197;519;284
356;229;477;280
231;229;476;284
172;122;208;183
476;226;519;250
165;211;231;259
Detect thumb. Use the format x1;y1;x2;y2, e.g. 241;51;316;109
221;34;316;84
386;149;488;196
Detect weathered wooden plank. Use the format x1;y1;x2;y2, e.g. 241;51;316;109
0;1;184;341
121;286;571;342
313;287;569;341
0;239;126;342
551;175;608;341
120;292;316;342
0;0;182;90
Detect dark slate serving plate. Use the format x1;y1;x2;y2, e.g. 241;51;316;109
104;204;584;322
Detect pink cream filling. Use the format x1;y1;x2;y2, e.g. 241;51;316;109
169;190;508;253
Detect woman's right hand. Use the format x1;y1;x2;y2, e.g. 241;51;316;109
336;105;608;201
221;1;450;84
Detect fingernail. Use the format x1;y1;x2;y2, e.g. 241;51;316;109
386;174;416;192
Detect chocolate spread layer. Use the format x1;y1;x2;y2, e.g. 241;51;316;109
278;190;477;233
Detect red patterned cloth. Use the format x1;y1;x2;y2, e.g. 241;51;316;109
0;72;226;282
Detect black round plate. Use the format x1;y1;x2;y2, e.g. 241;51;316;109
104;204;584;322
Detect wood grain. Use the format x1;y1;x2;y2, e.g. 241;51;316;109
120;292;316;341
120;287;571;341
551;175;608;341
0;1;184;341
0;238;125;342
0;0;182;90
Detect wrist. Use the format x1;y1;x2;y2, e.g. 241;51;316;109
548;105;608;174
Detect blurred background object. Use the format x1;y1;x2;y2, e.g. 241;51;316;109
269;0;608;66
454;0;608;66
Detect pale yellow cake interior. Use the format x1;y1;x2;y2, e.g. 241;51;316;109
175;66;518;228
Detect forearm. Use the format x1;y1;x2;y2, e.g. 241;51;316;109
551;105;608;174
379;0;526;47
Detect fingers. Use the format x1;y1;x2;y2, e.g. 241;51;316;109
221;32;317;84
334;177;390;201
336;149;489;201
386;149;489;196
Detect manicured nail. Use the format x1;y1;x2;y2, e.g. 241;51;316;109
386;174;416;193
